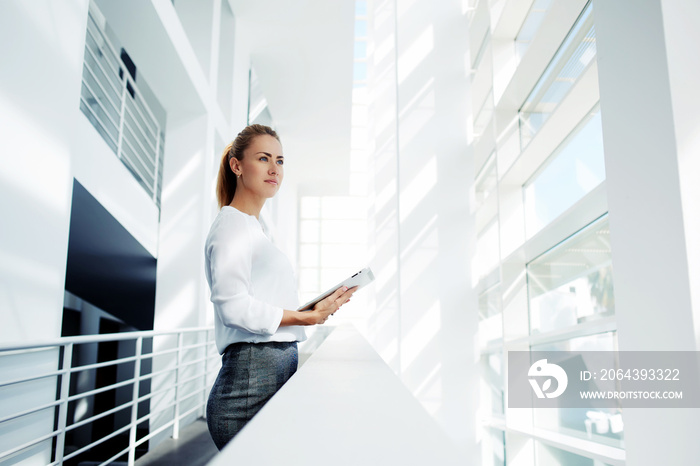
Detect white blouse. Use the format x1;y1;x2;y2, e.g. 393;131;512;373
204;206;306;353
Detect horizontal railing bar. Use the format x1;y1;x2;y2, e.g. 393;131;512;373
0;427;61;461
0;346;56;358
0;348;217;393
85;18;121;75
67;378;135;403
124;97;159;143
120;136;153;186
79;93;119;145
0;398;62;425
1;365;216;425
0;367;66;388
178;355;209;370
99;444;132;466
80;77;121;130
65;400;134;433
81;71;120;130
0;326;213;352
82;46;122;109
122;117;157;168
177;403;203;422
138;383;177;404
70;354;138;374
79;92;119;145
83;27;122;95
63;423;132;461
176;372;209;389
132;418;177;449
178;386;208;404
144;398;178;419
123;110;158;158
137;365;178;382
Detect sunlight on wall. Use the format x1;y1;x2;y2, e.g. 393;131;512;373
0;96;71;213
398;25;434;84
154;281;197;333
402;300;441;371
160;150;202;204
399;155;437;223
472;219;499;282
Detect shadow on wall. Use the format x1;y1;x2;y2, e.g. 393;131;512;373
367;0;475;441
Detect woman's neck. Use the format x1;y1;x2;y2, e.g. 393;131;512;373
229;190;265;219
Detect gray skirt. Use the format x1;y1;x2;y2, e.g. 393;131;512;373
206;341;298;450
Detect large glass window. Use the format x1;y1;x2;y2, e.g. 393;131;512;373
531;332;624;448
523;106;605;237
527;216;614;334
519;2;596;149
514;0;553;62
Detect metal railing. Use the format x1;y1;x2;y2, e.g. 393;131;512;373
79;5;165;207
0;327;219;466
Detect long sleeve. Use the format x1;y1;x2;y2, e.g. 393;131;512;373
206;214;283;336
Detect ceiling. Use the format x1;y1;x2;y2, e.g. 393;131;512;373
229;0;356;195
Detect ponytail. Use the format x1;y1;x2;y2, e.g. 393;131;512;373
216;141;237;208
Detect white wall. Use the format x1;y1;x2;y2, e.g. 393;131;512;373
366;0;476;459
593;0;700;464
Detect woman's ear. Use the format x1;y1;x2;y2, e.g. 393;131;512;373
229;157;241;176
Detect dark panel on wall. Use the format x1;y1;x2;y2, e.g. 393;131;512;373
64;180;156;330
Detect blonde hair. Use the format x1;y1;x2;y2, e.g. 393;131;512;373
216;124;280;208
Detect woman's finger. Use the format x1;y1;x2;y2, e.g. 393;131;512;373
324;286;348;305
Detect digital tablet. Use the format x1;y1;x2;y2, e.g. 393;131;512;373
297;267;375;311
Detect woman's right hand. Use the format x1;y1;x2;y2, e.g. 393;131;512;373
307;285;357;325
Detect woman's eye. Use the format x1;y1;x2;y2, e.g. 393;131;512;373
259;156;268;162
276;160;284;165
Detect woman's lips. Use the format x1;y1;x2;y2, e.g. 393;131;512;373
265;180;278;185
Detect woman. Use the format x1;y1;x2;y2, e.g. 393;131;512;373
204;124;355;449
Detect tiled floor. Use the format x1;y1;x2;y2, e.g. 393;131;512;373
135;419;218;466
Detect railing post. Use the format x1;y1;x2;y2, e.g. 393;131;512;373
116;68;128;160
202;330;209;418
173;332;183;440
127;337;143;466
152;125;161;204
54;343;73;464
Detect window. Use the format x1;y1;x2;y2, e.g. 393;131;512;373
527;216;614;335
515;0;553;62
519;2;596;149
523;106;605;237
531;332;623;447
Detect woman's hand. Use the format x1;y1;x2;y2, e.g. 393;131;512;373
280;286;357;327
306;286;357;325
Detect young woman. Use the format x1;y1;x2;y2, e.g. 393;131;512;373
204;124;355;449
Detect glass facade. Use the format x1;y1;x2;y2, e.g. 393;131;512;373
471;0;616;464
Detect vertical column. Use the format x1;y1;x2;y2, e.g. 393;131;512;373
660;0;700;348
367;0;401;372
394;0;474;456
593;0;700;463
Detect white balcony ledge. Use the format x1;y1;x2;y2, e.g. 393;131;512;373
208;324;464;465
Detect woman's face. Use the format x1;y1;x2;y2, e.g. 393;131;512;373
232;134;284;199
